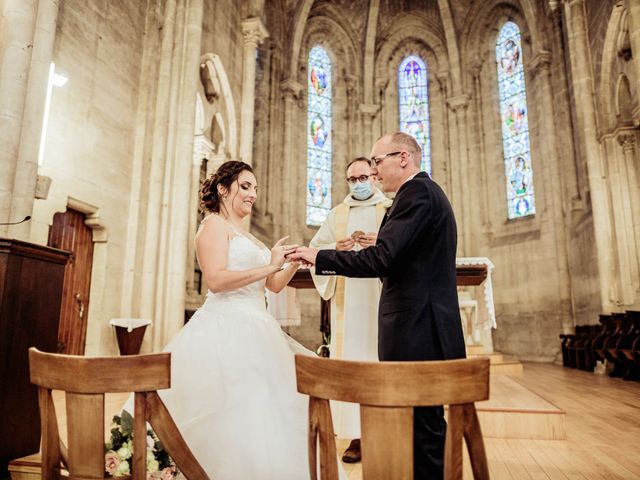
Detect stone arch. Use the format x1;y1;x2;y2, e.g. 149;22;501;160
375;13;448;86
298;13;361;85
288;0;315;79
599;3;638;131
616;74;634;124
462;0;544;61
462;2;535;68
199;53;237;158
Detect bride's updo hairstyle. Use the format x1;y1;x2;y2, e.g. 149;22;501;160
200;160;254;213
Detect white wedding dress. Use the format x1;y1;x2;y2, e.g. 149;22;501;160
124;231;341;479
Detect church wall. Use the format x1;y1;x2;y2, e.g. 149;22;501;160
31;0;148;354
459;1;576;361
201;0;244;148
585;0;620;90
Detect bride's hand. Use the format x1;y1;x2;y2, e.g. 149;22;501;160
270;236;298;269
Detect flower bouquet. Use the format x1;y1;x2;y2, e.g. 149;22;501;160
104;410;178;479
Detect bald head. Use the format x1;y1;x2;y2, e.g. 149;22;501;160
369;132;422;193
378;132;422;167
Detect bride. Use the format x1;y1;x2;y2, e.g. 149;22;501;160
126;160;338;479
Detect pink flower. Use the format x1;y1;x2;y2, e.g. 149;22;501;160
160;467;174;480
105;451;121;475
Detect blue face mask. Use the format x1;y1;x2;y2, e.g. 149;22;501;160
349;181;373;200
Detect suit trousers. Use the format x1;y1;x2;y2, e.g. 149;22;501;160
414;405;446;479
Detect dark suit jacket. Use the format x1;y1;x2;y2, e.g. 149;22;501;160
316;171;466;361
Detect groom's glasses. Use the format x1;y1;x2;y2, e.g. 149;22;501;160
346;174;371;184
369;151;401;167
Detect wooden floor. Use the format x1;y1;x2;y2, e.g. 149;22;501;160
340;363;640;479
12;363;640;479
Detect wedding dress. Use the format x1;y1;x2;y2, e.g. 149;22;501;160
124;229;341;479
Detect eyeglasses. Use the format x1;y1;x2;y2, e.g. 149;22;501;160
346;174;371;185
369;151;402;167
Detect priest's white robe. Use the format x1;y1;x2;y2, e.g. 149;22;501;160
310;189;390;439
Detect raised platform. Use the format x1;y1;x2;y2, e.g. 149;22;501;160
467;345;524;375
475;374;566;440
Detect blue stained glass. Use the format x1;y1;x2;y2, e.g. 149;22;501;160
307;46;332;226
398;55;431;174
496;21;536;219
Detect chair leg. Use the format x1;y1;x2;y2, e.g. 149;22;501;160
444;405;464;480
462;405;490;480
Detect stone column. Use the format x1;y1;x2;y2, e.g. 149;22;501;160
564;0;617;310
239;18;268;167
10;0;60;241
186;135;213;296
468;60;490;228
158;0;204;349
359;103;379;152
446;94;471;255
625;0;640;102
279;79;304;242
0;0;38;231
618;132;640;301
530;51;574;329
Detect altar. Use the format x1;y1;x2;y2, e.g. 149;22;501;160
282;258;497;354
456;257;496;353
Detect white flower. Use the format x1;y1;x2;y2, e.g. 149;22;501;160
147;459;160;472
115;459;130;476
117;443;132;460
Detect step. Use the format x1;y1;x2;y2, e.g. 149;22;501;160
475;375;566;440
8;453;41;480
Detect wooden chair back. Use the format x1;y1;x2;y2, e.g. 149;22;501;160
295;355;490;480
28;347;209;480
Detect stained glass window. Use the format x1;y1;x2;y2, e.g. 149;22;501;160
306;46;332;226
398;55;431;174
496;21;536;219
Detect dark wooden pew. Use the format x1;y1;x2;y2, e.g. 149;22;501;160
617;310;640;381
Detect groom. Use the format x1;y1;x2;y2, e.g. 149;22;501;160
290;132;466;479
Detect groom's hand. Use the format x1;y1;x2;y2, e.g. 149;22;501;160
288;247;319;266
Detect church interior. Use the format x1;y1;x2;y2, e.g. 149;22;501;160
1;0;640;478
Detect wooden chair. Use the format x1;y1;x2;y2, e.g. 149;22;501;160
295;355;490;480
28;347;209;480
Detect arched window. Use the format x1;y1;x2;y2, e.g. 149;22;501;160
398;55;431;174
306;46;332;226
496;21;535;219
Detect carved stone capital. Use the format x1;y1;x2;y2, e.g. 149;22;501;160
435;70;450;88
359;103;379;118
446;94;470;112
241;18;268;47
280;78;304;100
617;133;637;151
530;51;552;76
193;135;214;165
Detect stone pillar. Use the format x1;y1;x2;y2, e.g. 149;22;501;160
344;74;358;164
239;18;268;167
186;135;213;296
0;0;38;231
10;0;60;241
618;132;640;301
625;0;640;99
279;79;304;242
468;60;490;228
158;0;204;348
446;94;471;255
531;51;574;328
359;103;379;152
564;0;617;310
